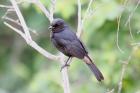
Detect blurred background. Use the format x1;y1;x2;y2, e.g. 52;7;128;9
0;0;140;93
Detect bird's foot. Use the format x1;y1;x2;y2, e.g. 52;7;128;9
60;64;70;72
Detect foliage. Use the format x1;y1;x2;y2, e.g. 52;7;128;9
0;0;140;93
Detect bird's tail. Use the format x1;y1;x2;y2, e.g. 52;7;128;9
83;55;104;81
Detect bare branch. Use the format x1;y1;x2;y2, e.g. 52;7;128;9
0;4;13;8
2;8;14;19
4;22;26;39
33;0;51;22
17;0;35;4
116;0;139;53
82;0;93;25
106;89;114;93
116;0;128;53
137;30;140;34
32;1;71;93
128;20;134;40
124;0;140;42
7;0;60;61
29;41;60;61
4;17;37;35
59;54;71;93
16;0;51;21
10;0;32;42
4;17;20;24
116;17;125;53
77;0;93;38
131;42;140;46
117;55;131;93
4;22;60;61
125;0;140;26
6;1;71;93
49;0;56;22
77;0;82;37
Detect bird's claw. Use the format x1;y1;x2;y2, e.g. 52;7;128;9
60;64;70;72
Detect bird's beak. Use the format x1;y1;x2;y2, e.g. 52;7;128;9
48;26;53;30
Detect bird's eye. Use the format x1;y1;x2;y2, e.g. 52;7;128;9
53;24;59;27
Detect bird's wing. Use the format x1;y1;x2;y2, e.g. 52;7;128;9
51;38;68;55
65;39;87;59
52;37;86;59
78;39;88;54
60;29;88;54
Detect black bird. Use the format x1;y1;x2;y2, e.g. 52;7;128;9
49;18;104;81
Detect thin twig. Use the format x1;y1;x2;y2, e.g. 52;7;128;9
82;0;93;25
124;0;140;41
3;17;20;25
117;55;131;93
17;0;35;4
4;17;37;35
77;0;93;38
0;4;13;8
128;20;134;40
137;30;140;34
125;0;140;26
131;42;140;46
33;0;51;22
4;22;26;39
8;0;59;60
106;89;114;93
116;17;125;53
10;0;32;42
2;9;14;19
16;0;50;19
77;0;82;37
4;22;59;61
60;53;71;93
49;0;56;22
116;0;128;53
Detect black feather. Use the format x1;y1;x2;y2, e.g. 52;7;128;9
85;55;104;81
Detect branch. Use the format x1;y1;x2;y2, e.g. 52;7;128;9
5;0;70;93
116;0;139;54
77;0;82;38
4;22;26;39
117;55;131;93
2;8;14;19
116;0;129;54
49;0;56;22
128;20;134;40
125;0;140;26
82;0;93;25
77;0;93;38
4;22;59;61
0;4;13;8
10;0;32;43
33;0;51;22
106;89;114;93
116;17;125;53
4;16;37;35
131;42;140;46
32;1;71;93
59;53;71;93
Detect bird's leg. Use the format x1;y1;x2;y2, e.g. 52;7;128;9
60;57;72;71
65;57;72;66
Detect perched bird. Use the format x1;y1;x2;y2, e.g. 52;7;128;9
49;18;104;81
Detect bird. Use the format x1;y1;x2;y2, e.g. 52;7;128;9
49;18;104;81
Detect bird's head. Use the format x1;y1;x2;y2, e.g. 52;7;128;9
49;18;66;32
